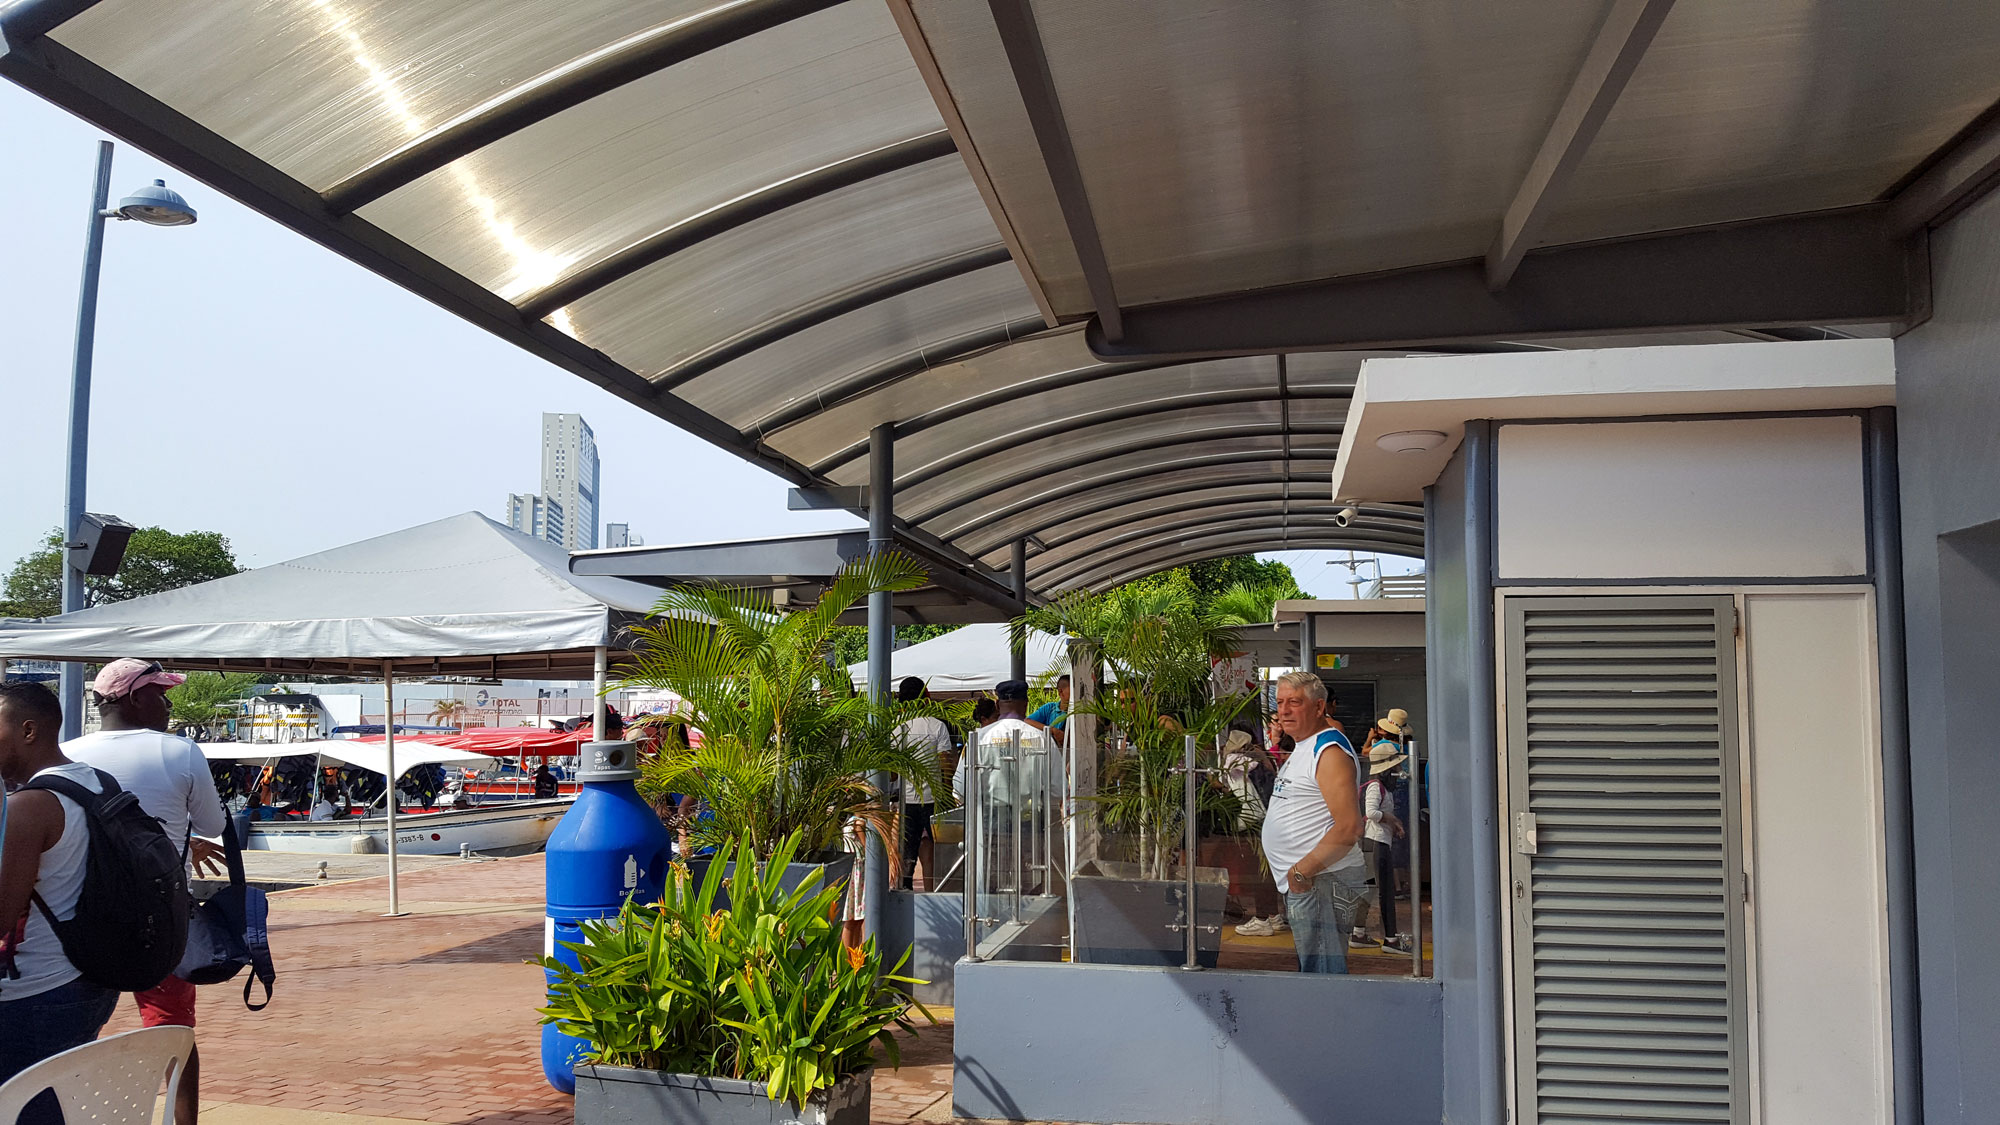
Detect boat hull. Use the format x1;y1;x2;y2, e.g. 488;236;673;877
245;799;571;857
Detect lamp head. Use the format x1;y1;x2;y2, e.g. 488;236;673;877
114;179;197;226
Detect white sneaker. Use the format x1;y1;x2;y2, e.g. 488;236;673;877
1266;914;1289;933
1235;917;1275;937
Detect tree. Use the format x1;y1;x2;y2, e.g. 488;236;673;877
827;622;960;668
1182;556;1299;602
0;527;240;618
167;672;260;737
428;699;467;728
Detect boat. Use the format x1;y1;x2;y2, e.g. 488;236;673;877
239;799;570;857
199;738;576;857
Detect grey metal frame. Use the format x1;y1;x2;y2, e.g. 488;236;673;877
1485;0;1674;288
896;402;1347;492
1031;511;1423;588
1087;206;1925;359
958;483;1420;559
985;0;1121;338
905;433;1342;526
1040;498;1413;552
319;0;853;212
1071;530;1424;593
0;0;103;41
523;131;959;318
1888;99;2000;235
653;243;1010;390
924;450;1339;543
743;315;1053;438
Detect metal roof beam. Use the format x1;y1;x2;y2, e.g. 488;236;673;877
924;448;1339;542
1089;205;1925;359
1070;532;1426;593
905;427;1341;525
1889;99;2000;236
742;315;1050;439
1033;513;1424;589
811;356;1191;474
654;243;1010;392
0;0;105;41
896;386;1349;491
523;131;956;319
1486;0;1675;289
1040;498;1419;554
0;34;821;490
320;0;849;213
954;475;1353;559
986;0;1123;339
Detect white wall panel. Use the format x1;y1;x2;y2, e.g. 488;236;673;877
1743;591;1893;1125
1496;417;1867;579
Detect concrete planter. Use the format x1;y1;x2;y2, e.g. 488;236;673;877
574;1064;870;1125
684;851;852;910
1071;859;1229;967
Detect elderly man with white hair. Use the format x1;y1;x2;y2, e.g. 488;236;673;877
1260;670;1369;973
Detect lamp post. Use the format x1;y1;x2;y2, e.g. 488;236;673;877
57;141;197;738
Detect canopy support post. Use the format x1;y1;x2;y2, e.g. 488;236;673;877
1010;538;1028;682
863;423;893;945
383;660;405;917
592;646;608;741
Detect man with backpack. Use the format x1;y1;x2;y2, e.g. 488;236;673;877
64;659;224;1125
0;682;137;1124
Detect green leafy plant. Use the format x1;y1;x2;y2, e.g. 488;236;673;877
165;672;260;736
615;552;960;863
538;832;930;1106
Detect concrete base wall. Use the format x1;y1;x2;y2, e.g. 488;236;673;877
953;960;1442;1125
880;890;964;1007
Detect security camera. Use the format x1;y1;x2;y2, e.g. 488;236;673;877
1333;506;1359;528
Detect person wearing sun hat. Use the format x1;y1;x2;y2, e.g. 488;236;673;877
1349;714;1413;953
63;659;226;1125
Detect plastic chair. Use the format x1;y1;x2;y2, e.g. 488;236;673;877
0;1026;195;1124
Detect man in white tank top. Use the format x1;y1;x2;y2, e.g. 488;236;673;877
1259;671;1369;972
0;682;122;1119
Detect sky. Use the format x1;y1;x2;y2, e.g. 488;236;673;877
0;84;1415;600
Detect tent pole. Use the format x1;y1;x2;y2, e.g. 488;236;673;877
383;660;404;917
863;422;893;945
593;646;608;741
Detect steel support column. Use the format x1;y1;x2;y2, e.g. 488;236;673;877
863;423;894;943
57;139;112;740
1010;538;1028;682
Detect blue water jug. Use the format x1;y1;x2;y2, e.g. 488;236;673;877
540;740;671;1093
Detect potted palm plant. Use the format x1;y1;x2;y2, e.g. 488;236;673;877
542;832;931;1124
1021;581;1254;967
615;553;954;902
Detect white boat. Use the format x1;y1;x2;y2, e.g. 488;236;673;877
200;739;574;857
241;799;570;857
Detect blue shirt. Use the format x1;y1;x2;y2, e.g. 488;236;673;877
1028;701;1066;734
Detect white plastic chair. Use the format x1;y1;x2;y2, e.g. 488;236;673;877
0;1026;194;1124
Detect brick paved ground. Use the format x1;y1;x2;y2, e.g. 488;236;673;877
106;857;962;1125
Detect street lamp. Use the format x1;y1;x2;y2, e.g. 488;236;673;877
57;142;197;738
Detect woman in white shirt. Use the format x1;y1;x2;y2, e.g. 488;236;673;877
1352;733;1411;954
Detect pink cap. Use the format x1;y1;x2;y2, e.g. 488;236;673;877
91;658;185;700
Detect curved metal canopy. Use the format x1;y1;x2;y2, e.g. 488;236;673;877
5;0;1988;592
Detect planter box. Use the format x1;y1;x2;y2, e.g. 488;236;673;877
684;851;852;910
575;1064;869;1125
1071;860;1229;968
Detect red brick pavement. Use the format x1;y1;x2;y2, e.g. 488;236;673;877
105;857;957;1125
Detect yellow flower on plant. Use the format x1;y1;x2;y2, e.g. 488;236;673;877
706;911;727;941
846;945;867;972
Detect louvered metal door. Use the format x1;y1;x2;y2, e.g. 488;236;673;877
1505;596;1747;1125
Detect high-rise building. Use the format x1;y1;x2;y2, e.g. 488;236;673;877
505;492;564;545
604;523;643;549
541;413;599;551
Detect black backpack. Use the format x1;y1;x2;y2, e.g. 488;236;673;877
24;769;192;992
176;810;275;1009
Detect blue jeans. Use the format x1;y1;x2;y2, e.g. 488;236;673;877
1285;863;1370;973
0;975;120;1124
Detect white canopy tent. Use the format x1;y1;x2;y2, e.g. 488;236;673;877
847;623;1068;694
197;739;499;775
0;512;667;915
